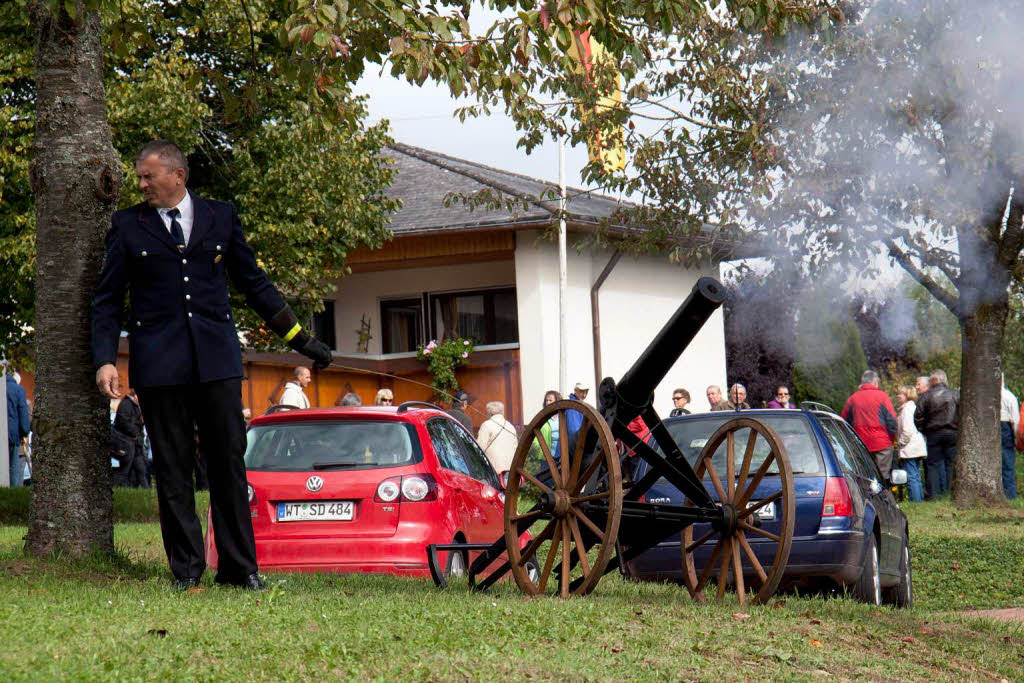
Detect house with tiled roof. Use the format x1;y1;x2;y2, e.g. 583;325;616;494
286;143;730;427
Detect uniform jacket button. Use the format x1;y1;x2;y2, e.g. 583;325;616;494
182;259;187;264
185;295;191;301
216;245;222;251
184;276;189;282
141;251;147;257
188;312;193;318
136;321;141;327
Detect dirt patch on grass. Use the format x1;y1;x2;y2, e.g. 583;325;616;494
962;607;1024;622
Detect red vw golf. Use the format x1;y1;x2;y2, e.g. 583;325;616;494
205;402;525;579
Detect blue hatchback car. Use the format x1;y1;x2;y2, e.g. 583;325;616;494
622;407;913;607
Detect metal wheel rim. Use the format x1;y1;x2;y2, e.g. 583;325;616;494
504;399;622;597
903;545;912;604
680;417;795;605
870;544;881;605
447;550;466;579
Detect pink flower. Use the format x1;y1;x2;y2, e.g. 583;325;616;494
423;349;431;355
461;352;468;358
426;340;437;350
463;340;470;346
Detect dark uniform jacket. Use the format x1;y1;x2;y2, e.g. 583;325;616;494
91;195;287;388
914;384;959;435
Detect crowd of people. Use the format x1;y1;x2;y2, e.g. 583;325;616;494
689;369;1018;502
9;358;1019;504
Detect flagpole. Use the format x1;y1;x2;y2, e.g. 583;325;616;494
558;135;568;398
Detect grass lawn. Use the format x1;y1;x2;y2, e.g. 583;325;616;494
1;495;1023;680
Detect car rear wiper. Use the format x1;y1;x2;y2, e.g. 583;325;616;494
312;461;363;470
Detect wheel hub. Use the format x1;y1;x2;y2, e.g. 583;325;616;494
712;503;739;535
539;489;573;518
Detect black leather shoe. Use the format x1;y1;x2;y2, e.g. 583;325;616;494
172;576;202;591
215;572;266;590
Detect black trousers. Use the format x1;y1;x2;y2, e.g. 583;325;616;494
137;378;256;581
925;431;957;499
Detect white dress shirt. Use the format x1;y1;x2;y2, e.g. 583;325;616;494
157;191;195;246
1001;386;1019;435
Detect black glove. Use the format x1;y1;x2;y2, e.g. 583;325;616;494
291;334;332;371
268;304;332;371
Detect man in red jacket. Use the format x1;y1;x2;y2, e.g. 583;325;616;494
841;370;899;480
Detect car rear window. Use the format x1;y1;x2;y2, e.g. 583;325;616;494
648;414;825;477
244;421;421;471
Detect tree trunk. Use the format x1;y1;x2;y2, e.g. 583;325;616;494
952;220;1010;507
26;1;120;556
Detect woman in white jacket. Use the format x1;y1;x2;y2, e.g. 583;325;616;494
895;385;927;502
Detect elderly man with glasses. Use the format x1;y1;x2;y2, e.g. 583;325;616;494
766;386;797;409
669;389;691;416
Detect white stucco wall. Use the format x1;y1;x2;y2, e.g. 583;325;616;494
325;233;727;423
514;230;727;421
329;260;516;355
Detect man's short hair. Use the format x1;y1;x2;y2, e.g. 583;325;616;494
136;139;189;181
706;384;721;393
673;388;690;401
861;370;879;385
916;376;930;386
729;383;746;393
293;366;309;379
486;401;504;417
339;392;362;406
930;369;948;386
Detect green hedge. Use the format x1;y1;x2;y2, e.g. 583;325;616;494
0;488;209;525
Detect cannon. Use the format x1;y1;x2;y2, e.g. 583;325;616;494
427;277;795;604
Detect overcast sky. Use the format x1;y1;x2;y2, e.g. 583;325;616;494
356;68;594;190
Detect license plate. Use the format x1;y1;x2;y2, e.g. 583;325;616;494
277;501;354;522
751;501;775;520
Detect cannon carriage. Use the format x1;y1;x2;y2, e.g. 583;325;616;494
427;277;796;604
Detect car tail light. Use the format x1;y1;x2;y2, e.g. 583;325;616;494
822;476;852;517
401;475;437;502
374;475;437;503
375;476;401;503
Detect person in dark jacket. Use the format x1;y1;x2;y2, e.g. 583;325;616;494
448;390;474;433
841;370;899;480
669;388;691;416
914;369;959;499
91;140;332;591
111;391;146;487
6;373;30;487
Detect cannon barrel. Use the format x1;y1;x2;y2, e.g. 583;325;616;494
614;276;727;416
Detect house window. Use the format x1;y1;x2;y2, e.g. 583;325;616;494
428;287;518;346
381;298;423;354
311;300;336;351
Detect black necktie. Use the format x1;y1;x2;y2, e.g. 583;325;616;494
167;208;185;250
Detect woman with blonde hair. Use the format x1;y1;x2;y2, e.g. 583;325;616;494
895;384;926;501
374;388;394;406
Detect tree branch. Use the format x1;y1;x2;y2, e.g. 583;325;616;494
886;240;960;317
998;187;1024;270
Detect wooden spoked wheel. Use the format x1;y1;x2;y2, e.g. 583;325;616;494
681;417;795;605
504;400;622;597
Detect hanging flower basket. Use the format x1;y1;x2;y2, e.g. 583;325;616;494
416;337;475;402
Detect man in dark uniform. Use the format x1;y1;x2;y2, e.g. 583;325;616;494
92;139;332;591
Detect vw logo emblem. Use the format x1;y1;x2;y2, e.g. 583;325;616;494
306;476;324;492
